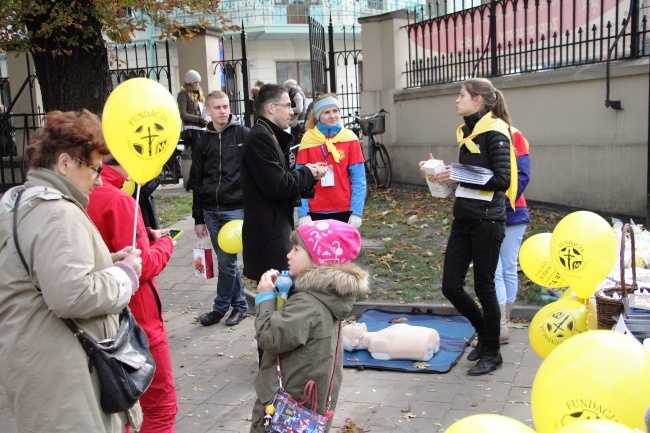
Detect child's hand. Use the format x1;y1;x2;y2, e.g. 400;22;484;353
257;269;279;293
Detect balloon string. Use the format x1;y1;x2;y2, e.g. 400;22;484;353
132;184;141;250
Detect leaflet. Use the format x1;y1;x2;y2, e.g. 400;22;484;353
450;163;493;185
454;185;494;202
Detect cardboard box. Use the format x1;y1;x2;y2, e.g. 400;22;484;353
421;159;453;198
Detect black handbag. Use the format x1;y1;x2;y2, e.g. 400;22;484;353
62;308;156;413
12;188;156;413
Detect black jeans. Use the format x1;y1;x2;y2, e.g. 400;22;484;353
441;218;505;352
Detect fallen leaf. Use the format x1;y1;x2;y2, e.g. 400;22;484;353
413;361;430;369
509;322;529;329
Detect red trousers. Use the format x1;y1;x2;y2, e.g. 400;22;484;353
138;338;178;433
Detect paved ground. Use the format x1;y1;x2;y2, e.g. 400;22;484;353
0;183;542;432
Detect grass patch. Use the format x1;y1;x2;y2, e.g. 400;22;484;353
156;195;193;228
357;186;570;305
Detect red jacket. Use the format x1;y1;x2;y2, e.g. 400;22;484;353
87;166;174;346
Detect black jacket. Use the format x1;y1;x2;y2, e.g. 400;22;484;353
240;116;317;281
453;112;511;221
191;115;249;224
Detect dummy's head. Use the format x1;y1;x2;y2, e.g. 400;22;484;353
342;322;368;351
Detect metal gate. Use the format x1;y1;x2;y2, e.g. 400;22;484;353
219;28;251;128
308;16;362;119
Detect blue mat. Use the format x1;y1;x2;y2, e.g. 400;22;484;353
343;309;476;373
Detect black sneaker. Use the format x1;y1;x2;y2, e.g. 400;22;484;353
225;310;247;327
198;311;223;326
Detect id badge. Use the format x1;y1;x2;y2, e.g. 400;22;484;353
321;166;335;187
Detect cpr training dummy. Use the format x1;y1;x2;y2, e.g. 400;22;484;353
342;321;440;361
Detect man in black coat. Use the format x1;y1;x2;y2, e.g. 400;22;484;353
240;84;327;283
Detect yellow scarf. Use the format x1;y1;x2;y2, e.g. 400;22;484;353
180;85;205;102
299;127;359;163
456;113;517;208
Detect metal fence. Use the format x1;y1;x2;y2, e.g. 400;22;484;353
108;40;173;92
167;0;428;28
405;0;650;87
0;41;176;191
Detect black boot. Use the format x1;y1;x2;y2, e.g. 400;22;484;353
468;351;503;376
467;338;484;361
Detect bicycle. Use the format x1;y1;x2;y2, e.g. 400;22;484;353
345;109;392;189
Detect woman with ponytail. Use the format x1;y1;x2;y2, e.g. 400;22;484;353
296;94;366;228
419;77;516;376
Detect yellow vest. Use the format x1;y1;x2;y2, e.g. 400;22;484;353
456;113;517;209
299;127;359;163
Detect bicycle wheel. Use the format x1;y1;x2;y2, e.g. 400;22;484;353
370;141;392;188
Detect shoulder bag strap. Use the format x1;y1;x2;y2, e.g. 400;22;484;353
11;189;84;337
275;321;342;413
324;321;342;413
12;188;30;277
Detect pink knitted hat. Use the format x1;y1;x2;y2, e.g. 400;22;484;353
297;219;361;265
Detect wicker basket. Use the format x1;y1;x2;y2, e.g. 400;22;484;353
358;112;386;135
595;223;638;329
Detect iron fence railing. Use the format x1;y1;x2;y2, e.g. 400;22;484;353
107;40;173;93
330;22;362;119
217;30;252;127
165;0;427;28
405;0;650;87
0;114;42;193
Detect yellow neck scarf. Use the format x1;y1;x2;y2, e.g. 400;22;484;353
299;127;358;163
180;85;205;102
456;113;517;208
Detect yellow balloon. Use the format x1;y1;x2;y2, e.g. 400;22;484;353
550;211;617;299
519;233;568;288
218;220;243;254
560;289;585;304
531;331;650;433
528;299;587;358
445;414;535;433
121;179;136;196
102;78;181;184
555;419;636;433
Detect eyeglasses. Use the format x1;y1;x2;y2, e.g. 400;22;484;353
269;102;293;109
73;157;103;177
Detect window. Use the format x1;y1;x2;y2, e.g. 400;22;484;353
276;61;312;96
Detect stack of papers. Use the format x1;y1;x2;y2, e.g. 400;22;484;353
620;291;650;342
450;163;493;185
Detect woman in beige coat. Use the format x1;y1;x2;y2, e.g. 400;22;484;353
0;110;143;433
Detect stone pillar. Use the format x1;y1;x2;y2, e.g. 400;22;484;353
358;10;409;147
177;26;224;94
176;26;223;189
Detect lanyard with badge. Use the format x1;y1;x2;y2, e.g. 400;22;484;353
320;145;335;187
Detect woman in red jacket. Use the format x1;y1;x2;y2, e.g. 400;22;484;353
87;158;177;433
